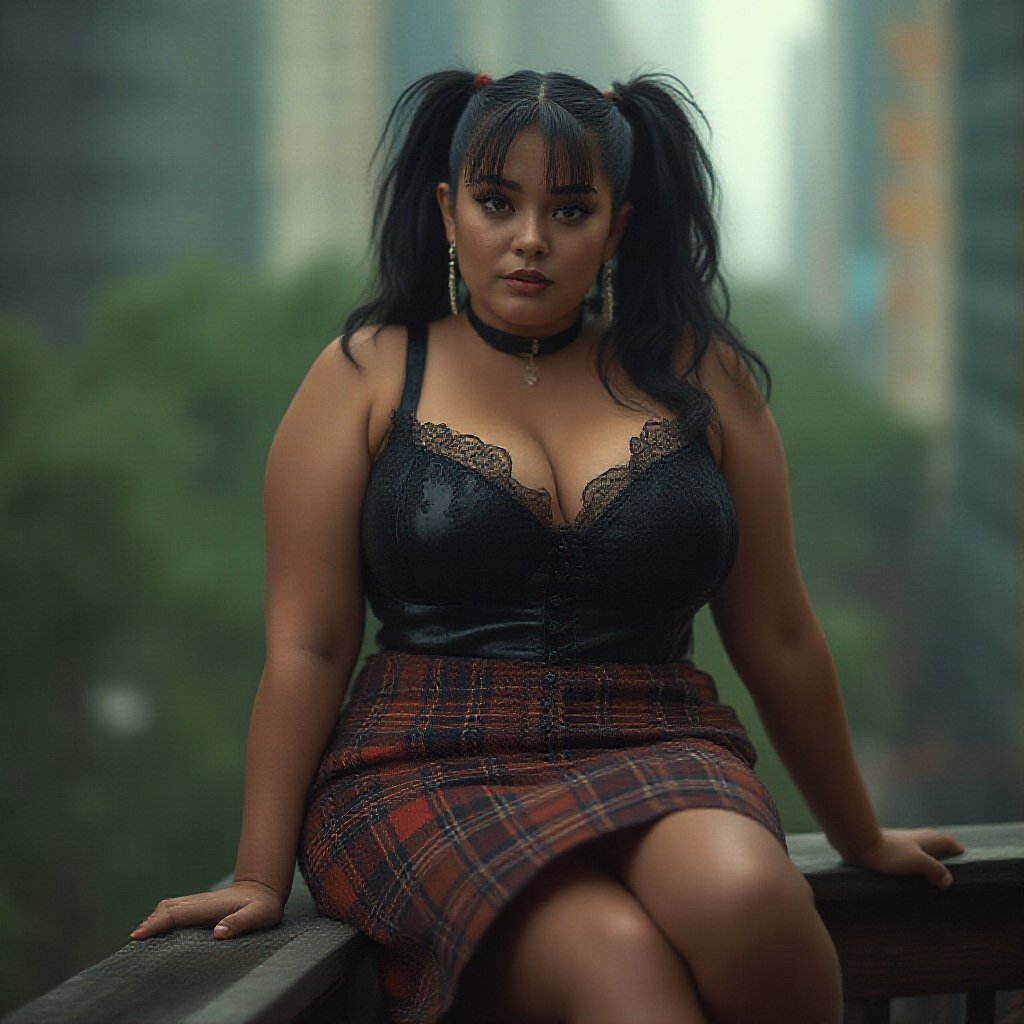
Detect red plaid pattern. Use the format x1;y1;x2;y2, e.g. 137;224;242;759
298;650;785;1023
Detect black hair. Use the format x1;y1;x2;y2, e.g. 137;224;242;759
339;67;771;430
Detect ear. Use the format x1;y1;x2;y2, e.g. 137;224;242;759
603;200;633;262
436;182;456;244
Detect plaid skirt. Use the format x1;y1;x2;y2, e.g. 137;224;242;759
298;649;786;1024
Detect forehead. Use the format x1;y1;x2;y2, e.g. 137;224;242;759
461;125;605;191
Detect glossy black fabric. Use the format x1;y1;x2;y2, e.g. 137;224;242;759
360;324;739;664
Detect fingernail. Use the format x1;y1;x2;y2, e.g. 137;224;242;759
213;924;229;938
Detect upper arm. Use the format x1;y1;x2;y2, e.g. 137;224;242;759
701;341;823;683
261;328;387;673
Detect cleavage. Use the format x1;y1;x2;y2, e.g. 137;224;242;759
405;331;685;529
404;407;684;531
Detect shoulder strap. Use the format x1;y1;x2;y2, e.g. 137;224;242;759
398;323;428;416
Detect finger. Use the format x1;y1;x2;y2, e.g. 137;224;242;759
924;833;966;858
917;851;954;890
213;899;281;940
130;894;219;940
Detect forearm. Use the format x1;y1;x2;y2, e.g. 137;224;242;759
742;628;883;859
232;651;353;901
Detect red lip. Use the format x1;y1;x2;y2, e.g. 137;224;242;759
504;270;553;283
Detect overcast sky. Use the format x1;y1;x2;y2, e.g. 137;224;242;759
609;0;823;282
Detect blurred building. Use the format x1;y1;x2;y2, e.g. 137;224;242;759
1;2;632;341
875;1;955;426
262;0;631;271
789;0;1023;824
789;0;956;429
263;1;386;268
902;0;1024;824
0;1;266;346
787;37;843;337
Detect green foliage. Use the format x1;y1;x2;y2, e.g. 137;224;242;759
695;284;932;834
0;253;367;1013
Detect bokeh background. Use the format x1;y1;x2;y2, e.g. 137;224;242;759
2;0;1021;1017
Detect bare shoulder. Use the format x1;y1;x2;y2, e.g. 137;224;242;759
288;323;410;458
694;335;767;417
671;332;772;469
260;323;405;668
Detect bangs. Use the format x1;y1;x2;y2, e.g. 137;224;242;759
460;99;596;191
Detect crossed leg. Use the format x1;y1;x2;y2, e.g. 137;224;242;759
445;808;843;1024
589;808;844;1024
444;846;710;1024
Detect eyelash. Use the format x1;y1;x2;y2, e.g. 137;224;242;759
471;191;595;223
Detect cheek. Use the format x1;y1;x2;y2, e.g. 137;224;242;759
569;231;611;274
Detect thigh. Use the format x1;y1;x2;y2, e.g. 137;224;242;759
588;810;844;1024
588;808;815;953
445;845;685;1024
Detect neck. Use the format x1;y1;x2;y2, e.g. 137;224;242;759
466;303;584;357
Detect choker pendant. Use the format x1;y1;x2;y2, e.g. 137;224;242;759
524;340;539;385
466;303;583;386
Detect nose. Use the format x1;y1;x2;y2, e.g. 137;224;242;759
512;210;549;257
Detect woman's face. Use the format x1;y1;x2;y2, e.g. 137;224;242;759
436;128;630;335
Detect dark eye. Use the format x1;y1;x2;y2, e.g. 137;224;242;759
555;202;594;224
475;192;512;215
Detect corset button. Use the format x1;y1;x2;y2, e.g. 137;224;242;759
557;540;569;551
543;671;556;683
546;650;559;664
540;695;552;709
547;620;561;633
549;595;562;606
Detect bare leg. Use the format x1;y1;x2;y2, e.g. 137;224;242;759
445;845;710;1024
590;808;844;1024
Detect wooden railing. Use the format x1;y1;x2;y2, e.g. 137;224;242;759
5;822;1022;1024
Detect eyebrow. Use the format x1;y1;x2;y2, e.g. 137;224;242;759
470;174;598;196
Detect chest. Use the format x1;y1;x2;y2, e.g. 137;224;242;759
360;408;739;608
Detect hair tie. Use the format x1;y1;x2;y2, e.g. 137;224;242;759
602;89;622;106
473;72;493;92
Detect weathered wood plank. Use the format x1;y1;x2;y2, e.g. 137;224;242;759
787;822;1024;901
4;871;367;1024
842;997;891;1024
789;822;1024;1002
5;822;1021;1023
965;990;996;1024
821;887;1024;999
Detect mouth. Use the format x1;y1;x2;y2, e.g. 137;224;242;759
503;270;553;284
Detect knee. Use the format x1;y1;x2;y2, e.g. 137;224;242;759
687;855;817;945
582;902;677;972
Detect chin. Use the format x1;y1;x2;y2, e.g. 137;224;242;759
483;294;580;330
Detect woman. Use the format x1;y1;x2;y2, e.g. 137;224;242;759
132;69;964;1024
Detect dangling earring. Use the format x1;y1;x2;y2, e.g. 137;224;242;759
601;260;615;322
448;243;459;316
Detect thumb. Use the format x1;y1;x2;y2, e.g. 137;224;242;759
920;851;954;890
213;900;281;940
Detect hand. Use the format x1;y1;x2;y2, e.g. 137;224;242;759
839;827;966;890
130;879;285;941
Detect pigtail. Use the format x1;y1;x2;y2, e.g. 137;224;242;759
607;73;771;415
339;70;478;360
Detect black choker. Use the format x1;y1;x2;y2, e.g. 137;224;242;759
467;303;584;386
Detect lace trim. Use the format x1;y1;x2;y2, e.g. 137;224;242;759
409;414;554;525
389;408;697;532
575;417;692;532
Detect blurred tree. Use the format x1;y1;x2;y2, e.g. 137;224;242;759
694;283;932;833
0;253;367;1012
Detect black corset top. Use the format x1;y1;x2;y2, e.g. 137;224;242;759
359;324;739;664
